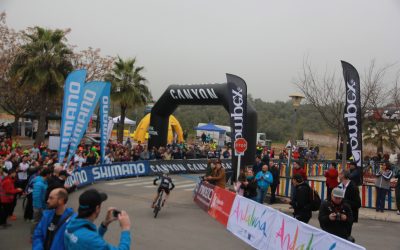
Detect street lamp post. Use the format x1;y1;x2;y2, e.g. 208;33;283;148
287;93;304;171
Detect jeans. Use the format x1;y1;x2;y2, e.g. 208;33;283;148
31;208;43;236
257;189;267;204
376;187;388;211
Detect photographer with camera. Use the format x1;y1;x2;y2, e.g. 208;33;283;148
318;187;354;241
64;189;131;250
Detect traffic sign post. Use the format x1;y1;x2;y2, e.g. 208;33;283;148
234;138;247;181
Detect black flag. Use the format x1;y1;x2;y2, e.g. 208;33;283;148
341;61;363;183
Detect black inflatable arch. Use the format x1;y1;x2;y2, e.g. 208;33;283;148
148;74;257;180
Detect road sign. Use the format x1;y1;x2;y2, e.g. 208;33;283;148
234;138;247;156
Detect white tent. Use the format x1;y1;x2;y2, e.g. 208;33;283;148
113;116;136;126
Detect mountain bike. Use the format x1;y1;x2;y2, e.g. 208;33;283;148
153;189;164;218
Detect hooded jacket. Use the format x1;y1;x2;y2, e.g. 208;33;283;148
32;176;48;209
33;207;76;250
64;217;130;250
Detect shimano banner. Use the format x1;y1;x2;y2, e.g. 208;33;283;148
341;61;363;175
100;82;111;164
66;161;149;187
65;159;232;187
58;70;87;163
67;81;107;162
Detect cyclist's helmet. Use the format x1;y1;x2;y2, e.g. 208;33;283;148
162;169;169;175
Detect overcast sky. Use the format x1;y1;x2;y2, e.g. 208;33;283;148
2;0;400;102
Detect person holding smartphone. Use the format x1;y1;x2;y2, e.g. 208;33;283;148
64;189;131;250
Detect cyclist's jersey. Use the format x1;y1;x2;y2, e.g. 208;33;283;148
153;175;175;190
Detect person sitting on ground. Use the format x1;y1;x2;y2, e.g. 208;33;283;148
205;159;226;189
152;170;175;208
33;188;76;250
318;187;353;240
64;189;131;250
290;174;312;223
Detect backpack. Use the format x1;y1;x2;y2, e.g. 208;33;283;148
310;188;321;211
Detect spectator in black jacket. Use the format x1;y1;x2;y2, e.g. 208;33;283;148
45;165;76;202
318;187;353;240
269;162;280;204
349;162;362;186
290;174;312;223
339;170;361;226
241;169;258;201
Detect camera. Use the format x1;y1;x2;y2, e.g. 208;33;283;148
335;213;341;221
113;209;121;218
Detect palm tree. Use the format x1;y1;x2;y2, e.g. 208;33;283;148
11;27;73;144
363;119;400;153
106;57;152;142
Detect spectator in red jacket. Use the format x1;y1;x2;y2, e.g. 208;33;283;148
324;162;339;201
293;161;307;181
0;169;23;228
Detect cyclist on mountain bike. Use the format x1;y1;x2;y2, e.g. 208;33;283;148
152;170;175;208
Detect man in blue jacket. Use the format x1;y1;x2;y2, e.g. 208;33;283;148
31;168;52;236
33;188;76;250
64;189;131;250
255;164;273;204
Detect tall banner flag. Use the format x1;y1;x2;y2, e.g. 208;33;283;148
58;70;87;163
226;74;248;180
341;61;363;183
67;81;107;163
99;82;111;164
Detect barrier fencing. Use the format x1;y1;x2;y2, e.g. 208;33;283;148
271;159;398;210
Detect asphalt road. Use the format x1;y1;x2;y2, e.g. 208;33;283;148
0;174;252;250
2;174;400;250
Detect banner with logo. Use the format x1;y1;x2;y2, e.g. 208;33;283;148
99;82;111;164
58;70;87;163
227;195;277;249
267;212;365;250
67;81;107;163
148;159;232;175
65;160;149;187
341;61;363;184
208;186;236;226
194;181;215;212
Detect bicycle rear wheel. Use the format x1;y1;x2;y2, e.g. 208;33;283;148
153;191;163;218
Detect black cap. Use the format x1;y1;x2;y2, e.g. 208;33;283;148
59;170;70;177
292;173;304;183
78;189;107;211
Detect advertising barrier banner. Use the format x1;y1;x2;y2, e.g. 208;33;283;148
227;195;277;249
194;181;215;212
208;186;236;226
66;161;149;187
148;159;232;175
